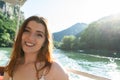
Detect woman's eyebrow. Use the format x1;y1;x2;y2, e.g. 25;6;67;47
36;30;45;35
25;26;31;30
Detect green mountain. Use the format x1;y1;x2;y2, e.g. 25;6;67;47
78;13;120;57
53;23;88;42
58;13;120;57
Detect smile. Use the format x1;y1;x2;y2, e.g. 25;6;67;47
25;42;35;47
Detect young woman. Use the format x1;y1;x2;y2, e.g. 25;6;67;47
3;16;69;80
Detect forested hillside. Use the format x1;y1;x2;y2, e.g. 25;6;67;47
79;14;120;51
0;1;24;47
57;14;120;57
53;23;87;41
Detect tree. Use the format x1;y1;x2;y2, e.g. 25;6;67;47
0;12;17;47
60;35;76;50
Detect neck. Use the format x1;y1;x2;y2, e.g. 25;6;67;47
24;53;37;64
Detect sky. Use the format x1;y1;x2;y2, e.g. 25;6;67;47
20;0;120;33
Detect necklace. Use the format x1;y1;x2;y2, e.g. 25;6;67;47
34;62;44;80
34;62;40;80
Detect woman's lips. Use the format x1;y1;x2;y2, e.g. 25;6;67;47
25;42;35;47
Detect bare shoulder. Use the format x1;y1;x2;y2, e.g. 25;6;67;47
50;61;69;80
51;61;66;72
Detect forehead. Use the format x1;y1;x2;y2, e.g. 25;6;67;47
26;21;45;33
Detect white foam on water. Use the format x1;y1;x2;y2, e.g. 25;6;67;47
0;50;9;66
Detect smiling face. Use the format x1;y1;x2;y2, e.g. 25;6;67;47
22;20;46;54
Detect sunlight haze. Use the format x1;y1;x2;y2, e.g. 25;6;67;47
21;0;120;33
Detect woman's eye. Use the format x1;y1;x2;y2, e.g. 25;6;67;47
24;29;29;32
37;34;43;37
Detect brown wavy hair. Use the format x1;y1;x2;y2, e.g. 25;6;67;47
5;16;53;77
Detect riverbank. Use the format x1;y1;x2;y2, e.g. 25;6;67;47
84;49;120;58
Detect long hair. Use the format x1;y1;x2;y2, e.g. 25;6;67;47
5;16;53;77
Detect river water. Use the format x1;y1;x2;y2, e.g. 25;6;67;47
0;48;120;80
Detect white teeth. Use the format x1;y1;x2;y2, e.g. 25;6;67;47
25;42;34;47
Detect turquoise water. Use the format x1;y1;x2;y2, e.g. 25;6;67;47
0;48;11;66
53;49;120;80
0;48;120;80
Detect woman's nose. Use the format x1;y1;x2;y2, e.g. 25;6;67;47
27;33;35;41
